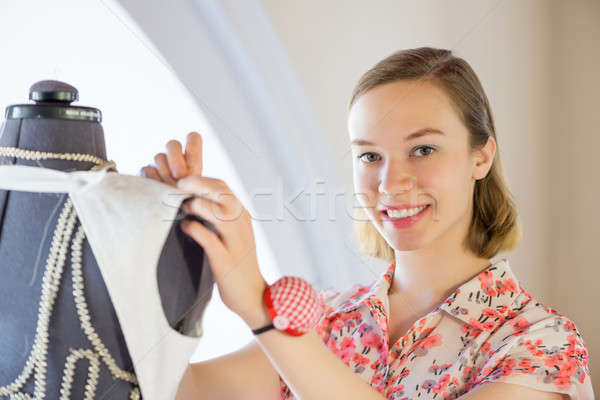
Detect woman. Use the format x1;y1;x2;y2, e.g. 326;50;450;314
141;47;593;399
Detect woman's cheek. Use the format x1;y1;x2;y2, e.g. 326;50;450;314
420;169;451;220
353;168;379;206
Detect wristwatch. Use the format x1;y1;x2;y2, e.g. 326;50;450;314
251;276;323;336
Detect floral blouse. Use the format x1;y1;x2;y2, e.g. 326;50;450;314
279;258;593;399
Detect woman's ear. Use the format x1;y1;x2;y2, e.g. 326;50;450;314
472;136;496;180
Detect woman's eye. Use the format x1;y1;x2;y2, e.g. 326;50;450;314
357;146;436;163
357;152;381;163
412;145;437;157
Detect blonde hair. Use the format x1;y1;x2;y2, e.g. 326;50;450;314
349;47;522;263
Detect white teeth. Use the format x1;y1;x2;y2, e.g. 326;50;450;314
386;205;427;219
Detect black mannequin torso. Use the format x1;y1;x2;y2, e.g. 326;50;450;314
0;81;211;398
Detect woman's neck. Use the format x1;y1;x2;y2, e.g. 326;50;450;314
388;237;492;316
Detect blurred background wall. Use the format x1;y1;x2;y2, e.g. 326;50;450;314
550;1;600;395
258;0;599;393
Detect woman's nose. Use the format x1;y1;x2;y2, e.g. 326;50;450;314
378;167;416;198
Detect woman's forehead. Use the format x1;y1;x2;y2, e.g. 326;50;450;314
348;80;462;143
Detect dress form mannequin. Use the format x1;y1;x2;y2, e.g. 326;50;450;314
0;81;213;399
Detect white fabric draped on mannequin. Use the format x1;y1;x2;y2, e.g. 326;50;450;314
0;164;205;400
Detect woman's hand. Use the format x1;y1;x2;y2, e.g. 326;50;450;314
139;132;203;186
178;175;268;326
141;132;269;325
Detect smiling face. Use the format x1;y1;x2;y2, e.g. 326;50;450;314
348;78;494;252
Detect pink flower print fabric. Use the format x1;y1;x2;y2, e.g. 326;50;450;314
279;258;594;399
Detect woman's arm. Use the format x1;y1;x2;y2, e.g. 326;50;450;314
244;307;387;400
457;382;569;400
245;309;569;400
175;340;282;400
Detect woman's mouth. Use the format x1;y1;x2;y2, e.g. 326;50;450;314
380;204;431;228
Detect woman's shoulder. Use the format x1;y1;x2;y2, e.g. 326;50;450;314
474;287;593;398
508;288;587;337
489;286;590;354
317;263;395;318
317;280;375;317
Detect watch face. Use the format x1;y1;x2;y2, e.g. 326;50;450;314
273;315;290;330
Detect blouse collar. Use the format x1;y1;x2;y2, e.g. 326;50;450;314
329;258;523;331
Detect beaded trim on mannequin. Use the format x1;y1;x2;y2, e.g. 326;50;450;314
0;147;140;400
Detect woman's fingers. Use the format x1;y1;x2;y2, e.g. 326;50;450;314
182;193;245;251
184;195;227;228
142;132;203;186
140;165;162;181
180;218;226;275
184;194;244;224
166;140;188;179
184;132;203;176
154;153;177;185
177;176;235;207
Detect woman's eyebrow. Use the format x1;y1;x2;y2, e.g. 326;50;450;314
350;128;445;146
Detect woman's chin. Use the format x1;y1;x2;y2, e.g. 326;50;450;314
373;221;433;252
384;235;426;252
390;242;423;252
